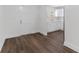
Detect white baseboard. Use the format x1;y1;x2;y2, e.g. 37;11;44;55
40;32;47;36
64;42;79;52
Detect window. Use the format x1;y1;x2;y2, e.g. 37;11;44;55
47;6;64;21
55;8;64;17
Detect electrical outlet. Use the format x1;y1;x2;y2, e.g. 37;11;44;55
20;20;22;24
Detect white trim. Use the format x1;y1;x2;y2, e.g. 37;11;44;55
40;32;47;36
0;48;1;52
64;42;79;52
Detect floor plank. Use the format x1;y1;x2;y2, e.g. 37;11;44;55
1;30;76;53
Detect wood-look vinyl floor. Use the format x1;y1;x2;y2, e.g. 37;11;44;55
1;30;76;53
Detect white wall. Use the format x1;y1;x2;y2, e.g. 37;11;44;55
0;6;6;50
0;5;41;49
64;5;79;52
39;6;48;35
48;20;63;32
